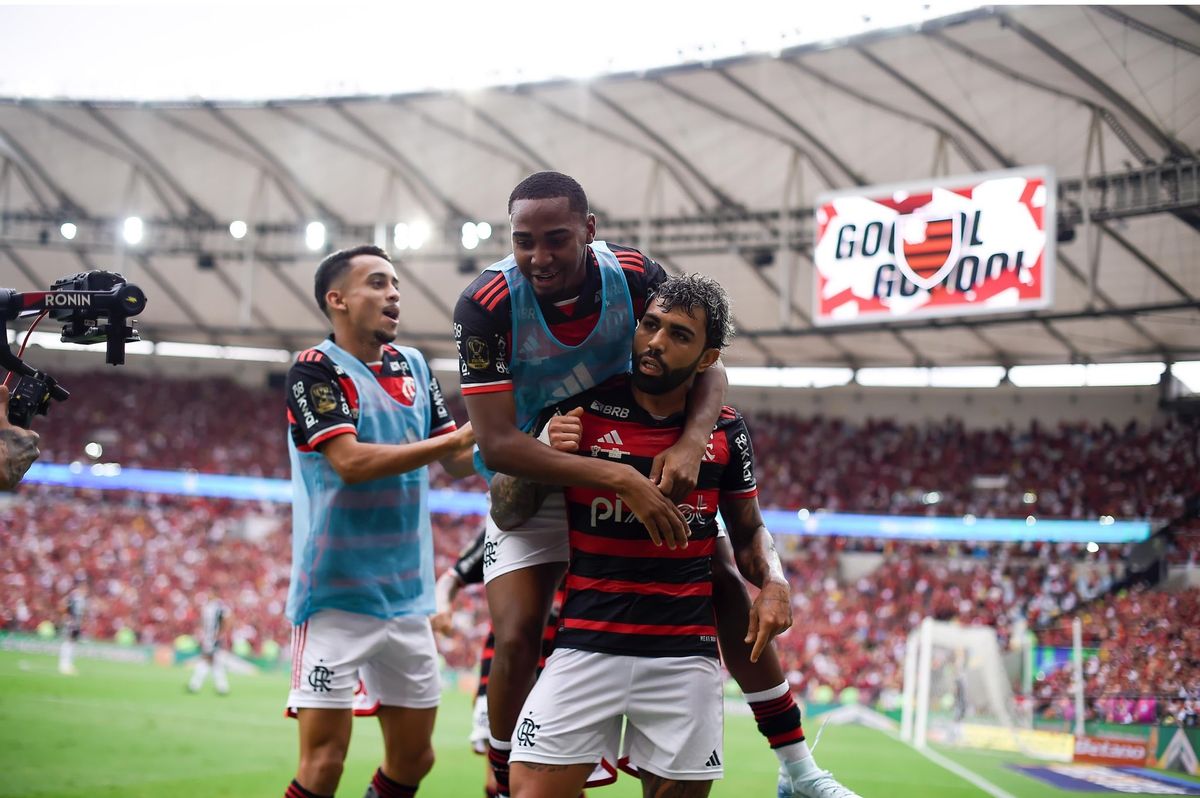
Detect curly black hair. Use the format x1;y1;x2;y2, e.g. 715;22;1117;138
649;273;735;350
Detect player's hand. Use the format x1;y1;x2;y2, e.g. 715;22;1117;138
650;436;705;504
745;579;792;663
0;385;40;492
548;407;584;453
452;422;475;450
430;609;454;636
615;467;689;550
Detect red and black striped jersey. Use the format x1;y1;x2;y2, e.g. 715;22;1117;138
286;337;456;452
551;377;758;659
453;244;667;397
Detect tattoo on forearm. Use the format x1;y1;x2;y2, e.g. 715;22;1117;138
0;428;39;490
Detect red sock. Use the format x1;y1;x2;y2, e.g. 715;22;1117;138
285;779;331;798
368;767;417;798
488;744;511;797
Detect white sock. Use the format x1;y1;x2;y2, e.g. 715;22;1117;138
213;659;229;694
59;640;75;670
189;659;210;691
742;682;791;703
488;734;512;751
781;741;819;776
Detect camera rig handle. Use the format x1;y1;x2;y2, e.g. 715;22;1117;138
0;276;147;369
0;272;146;428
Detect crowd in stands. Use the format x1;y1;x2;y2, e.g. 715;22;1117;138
8;369;1200;725
32;371;1200;528
1033;586;1200;727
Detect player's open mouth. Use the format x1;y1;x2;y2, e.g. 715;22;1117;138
638;355;663;374
531;271;558;283
381;306;400;322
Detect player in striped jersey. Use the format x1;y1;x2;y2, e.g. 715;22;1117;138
188;597;230;695
500;275;861;798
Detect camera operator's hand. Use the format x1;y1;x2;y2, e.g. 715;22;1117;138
0;385;40;491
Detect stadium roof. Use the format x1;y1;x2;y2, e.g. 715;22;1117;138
0;4;1197;371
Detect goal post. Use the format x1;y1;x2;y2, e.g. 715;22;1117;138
901;617;1072;758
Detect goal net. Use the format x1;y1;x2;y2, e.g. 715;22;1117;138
900;618;1067;760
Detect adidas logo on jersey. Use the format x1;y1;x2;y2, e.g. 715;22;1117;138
705;750;722;768
597;429;624;446
591;429;629;460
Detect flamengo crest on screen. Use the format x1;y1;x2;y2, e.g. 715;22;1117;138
813;167;1056;325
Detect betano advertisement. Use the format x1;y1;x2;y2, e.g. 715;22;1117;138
813;167;1055;325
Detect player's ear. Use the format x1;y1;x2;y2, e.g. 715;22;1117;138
325;288;347;313
585;213;597;244
696;348;720;373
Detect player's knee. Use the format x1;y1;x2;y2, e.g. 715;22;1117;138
386;743;435;783
491;610;544;657
300;743;348;785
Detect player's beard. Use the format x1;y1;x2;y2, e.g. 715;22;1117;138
631;350;702;395
373;327;398;345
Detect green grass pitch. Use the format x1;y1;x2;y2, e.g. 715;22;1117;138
0;650;1158;797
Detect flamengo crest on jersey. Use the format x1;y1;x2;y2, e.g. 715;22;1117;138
286;338;436;624
472;240;635;481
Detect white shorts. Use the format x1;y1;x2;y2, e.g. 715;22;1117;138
510;648;724;781
286;609;441;713
482;491;569;584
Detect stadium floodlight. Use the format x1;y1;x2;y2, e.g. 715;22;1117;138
929;366;1005;388
1007;364;1086;388
409;221;430;250
84;442;103;459
1172;361;1200;394
476;222;492;240
1086;542;1100;553
122;216;144;245
726;367;852;388
229;220;248;240
1008;362;1166;388
155;341;291;363
462;226;480;250
393;222;411;251
922;491;942;505
1084;361;1165;387
305;221;326;251
428;358;460;372
1023;491;1037;504
855;367;929;387
59;222;77;240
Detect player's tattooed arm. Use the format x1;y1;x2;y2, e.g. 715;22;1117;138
721;495;792;661
0;386;40;491
489;472;553;531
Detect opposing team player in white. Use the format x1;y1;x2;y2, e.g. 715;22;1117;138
188;597;231;696
58;581;87;676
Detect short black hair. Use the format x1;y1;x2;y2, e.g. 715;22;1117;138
508;171;589;216
313;244;390;316
649;273;735;350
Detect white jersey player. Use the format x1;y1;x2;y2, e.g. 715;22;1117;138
58;586;87;675
188;598;230;695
